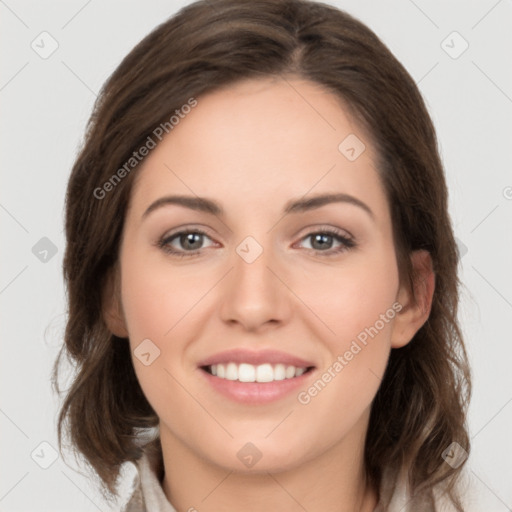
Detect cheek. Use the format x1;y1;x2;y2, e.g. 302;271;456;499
118;241;230;403
120;248;207;342
297;245;400;348
294;246;399;401
294;263;398;440
118;249;204;423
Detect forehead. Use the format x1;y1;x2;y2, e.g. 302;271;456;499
128;77;388;222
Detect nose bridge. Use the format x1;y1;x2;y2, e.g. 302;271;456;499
233;233;278;297
219;233;289;329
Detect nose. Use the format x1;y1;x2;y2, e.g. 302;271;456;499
219;238;292;332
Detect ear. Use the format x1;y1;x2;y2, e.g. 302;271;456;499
102;266;129;338
391;250;435;349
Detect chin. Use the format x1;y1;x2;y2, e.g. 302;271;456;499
200;438;312;474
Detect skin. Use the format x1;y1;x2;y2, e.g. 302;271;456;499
104;76;435;512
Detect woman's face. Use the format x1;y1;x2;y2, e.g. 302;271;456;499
111;77;419;473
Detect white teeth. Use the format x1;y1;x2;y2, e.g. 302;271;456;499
225;362;238;381
273;364;286;380
256;363;273;382
238;363;256;382
208;362;309;382
285;365;296;379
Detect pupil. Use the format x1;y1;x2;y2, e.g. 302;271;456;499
312;234;332;250
182;233;202;250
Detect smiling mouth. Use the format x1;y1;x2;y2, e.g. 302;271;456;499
201;363;315;383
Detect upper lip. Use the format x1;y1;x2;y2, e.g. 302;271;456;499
197;349;316;368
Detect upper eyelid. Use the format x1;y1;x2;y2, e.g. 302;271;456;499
161;226;215;243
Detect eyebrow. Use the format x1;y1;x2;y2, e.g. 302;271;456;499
142;192;374;220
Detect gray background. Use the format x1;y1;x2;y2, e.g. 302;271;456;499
1;0;511;510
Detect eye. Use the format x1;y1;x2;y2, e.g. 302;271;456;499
296;228;356;256
157;228;216;257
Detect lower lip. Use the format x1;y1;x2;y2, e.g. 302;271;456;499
199;368;315;404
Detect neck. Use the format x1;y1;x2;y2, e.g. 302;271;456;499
160;412;379;512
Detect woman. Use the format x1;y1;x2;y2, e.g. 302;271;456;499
52;1;472;510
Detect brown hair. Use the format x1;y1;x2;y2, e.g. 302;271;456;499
52;0;471;509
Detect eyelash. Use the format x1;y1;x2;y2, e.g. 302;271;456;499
156;226;356;258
